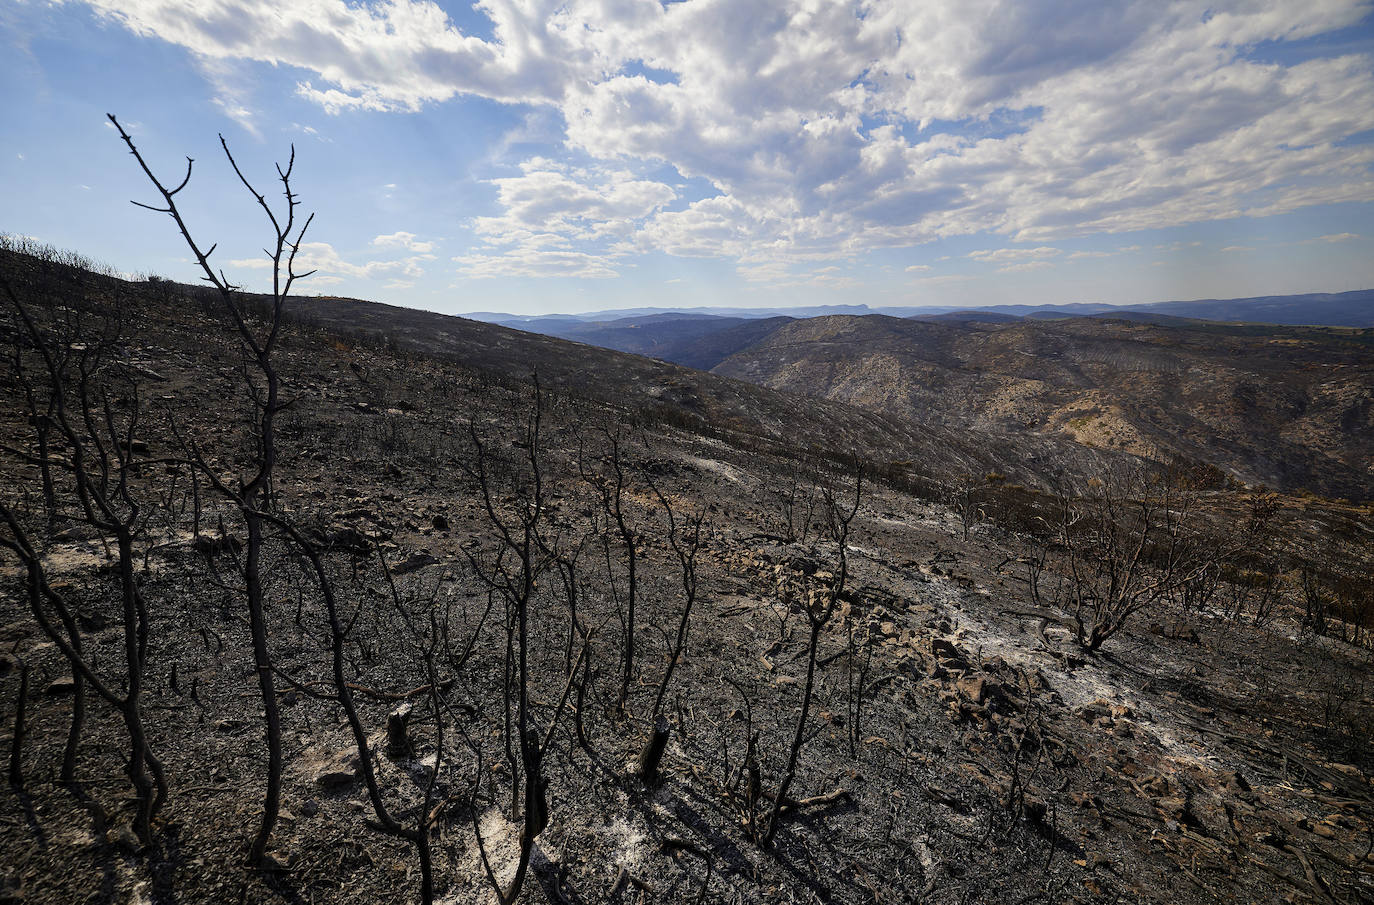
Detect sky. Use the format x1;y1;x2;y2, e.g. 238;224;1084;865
3;1;1374;317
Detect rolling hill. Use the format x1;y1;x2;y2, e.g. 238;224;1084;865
710;314;1374;500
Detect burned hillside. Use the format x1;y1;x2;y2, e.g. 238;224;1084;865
1;233;1371;905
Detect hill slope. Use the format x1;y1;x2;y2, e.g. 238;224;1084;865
711;314;1374;499
284;294;1141;491
1;248;1371;905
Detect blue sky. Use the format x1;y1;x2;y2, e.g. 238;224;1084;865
3;0;1374;317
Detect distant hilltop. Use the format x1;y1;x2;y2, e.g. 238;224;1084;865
465;288;1374;329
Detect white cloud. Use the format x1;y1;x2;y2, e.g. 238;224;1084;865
229;241;435;282
289;122;331;142
905;264;932;273
198;55;261;137
372;231;436;254
457;157;677;278
969;246;1061;262
77;0;1374;277
454;246;619;279
474;159;677;246
1316;232;1361;242
968;246;1061;271
1221;245;1255;252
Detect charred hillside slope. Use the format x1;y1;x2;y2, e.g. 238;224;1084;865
1;245;1372;905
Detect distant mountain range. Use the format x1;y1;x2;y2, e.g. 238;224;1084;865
452;289;1374;499
465;288;1374;331
463;303;928;323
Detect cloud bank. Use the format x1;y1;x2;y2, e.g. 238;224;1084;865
77;0;1374;281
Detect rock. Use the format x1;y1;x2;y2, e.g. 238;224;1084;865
300;798;320;818
306;749;360;789
930;638;968;671
44;677;77;696
214;719;244;732
53;524;101;542
392;552;438;576
258;852;290;871
956;676;988;704
431;514;449;532
1074;700;1114;725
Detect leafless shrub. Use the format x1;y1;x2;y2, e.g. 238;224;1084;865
760;466;861;846
578;424;643;710
0;260;167;838
463;378;561;904
635;469;706;783
1029;468;1214;650
110;113;315;863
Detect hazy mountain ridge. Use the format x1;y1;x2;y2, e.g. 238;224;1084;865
464;288;1374;333
709;314;1374;500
